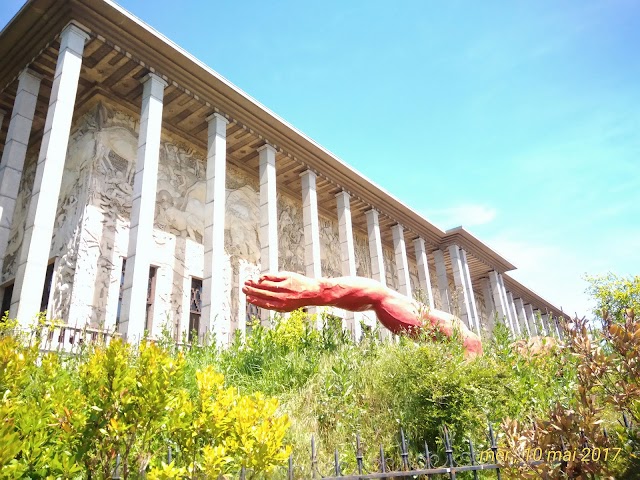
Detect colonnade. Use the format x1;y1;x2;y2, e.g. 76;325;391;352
0;23;562;344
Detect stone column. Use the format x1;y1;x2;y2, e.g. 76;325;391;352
514;297;531;337
497;273;515;334
10;25;90;323
480;277;495;333
237;261;259;339
554;317;563;339
336;191;361;338
391;224;411;298
505;291;521;336
413;237;434;309
365;209;385;285
524;304;538;336
540;313;550;336
258;145;278;274
258;144;278;324
118;73;167;342
433;249;451;313
300;170;321;279
488;271;508;329
0;69;41;272
200;113;229;345
448;245;472;328
366;208;389;338
460;248;480;336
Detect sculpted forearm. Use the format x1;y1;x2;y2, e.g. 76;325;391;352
242;271;483;357
317;277;482;356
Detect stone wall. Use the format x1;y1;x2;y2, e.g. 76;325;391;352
1;110;93;320
68;101;401;336
5;99;445;335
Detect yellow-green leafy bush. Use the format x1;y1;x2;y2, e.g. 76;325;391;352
0;327;290;479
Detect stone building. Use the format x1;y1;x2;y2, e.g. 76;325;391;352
0;0;565;345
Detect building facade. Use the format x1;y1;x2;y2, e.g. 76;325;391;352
0;0;565;345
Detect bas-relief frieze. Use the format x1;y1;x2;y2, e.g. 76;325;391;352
87;102;263;263
319;217;341;278
408;259;422;301
1;152;36;281
354;232;371;278
475;291;488;331
383;247;399;291
2;112;90;286
277;194;304;274
50;232;79;321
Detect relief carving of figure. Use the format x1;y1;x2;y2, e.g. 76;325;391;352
51;239;78;320
95;126;137;184
101;171;134;216
156;190;203;241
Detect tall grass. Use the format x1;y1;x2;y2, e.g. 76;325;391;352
178;311;577;473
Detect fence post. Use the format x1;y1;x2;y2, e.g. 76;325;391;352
111;453;121;479
311;435;318;480
356;434;364;475
379;444;387;473
443;426;456;480
400;428;409;471
424;441;433;480
468;438;479;480
488;423;501;480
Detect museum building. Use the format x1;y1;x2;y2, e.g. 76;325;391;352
0;0;565;345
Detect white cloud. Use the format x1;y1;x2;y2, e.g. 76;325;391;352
427;204;497;228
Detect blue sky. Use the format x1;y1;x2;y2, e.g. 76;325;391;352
2;0;639;317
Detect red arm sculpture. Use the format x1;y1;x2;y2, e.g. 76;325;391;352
242;271;483;357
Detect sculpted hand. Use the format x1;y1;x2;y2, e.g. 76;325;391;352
242;271;323;312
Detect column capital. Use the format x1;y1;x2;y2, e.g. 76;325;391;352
60;23;91;54
141;72;168;88
335;190;350;200
257;143;276;154
391;223;405;232
365;208;379;219
18;68;43;82
299;168;317;179
206;112;230;125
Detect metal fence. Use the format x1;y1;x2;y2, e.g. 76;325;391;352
109;423;547;479
24;321;120;354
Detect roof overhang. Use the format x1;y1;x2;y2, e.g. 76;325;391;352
502;273;566;318
441;226;516;273
0;0;447;246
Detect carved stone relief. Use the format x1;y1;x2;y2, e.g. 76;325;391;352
1;151;36;282
319;216;341;278
408;259;422;301
383;246;399;291
474;291;487;332
354;232;371;278
277;193;304;273
50;233;79;321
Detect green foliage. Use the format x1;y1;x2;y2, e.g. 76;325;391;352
0;329;290;479
11;300;632;478
214;309;351;398
586;273;640;323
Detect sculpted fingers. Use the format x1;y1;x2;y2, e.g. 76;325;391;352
245;294;290;312
242;284;290;301
259;272;291;283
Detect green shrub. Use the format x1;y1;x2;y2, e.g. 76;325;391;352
0;328;290;479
